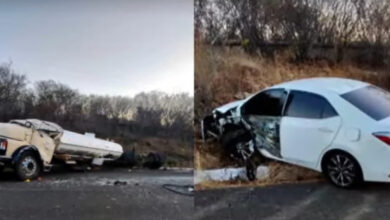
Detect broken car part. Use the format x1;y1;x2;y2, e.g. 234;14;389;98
112;150;166;170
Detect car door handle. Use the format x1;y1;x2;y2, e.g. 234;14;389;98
318;127;334;133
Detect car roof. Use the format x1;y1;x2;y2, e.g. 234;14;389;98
270;77;369;95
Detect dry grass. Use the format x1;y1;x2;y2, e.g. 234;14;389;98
195;43;390;188
195;138;235;170
196;45;390;117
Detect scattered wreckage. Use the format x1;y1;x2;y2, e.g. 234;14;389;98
114;149;165;170
202;77;390;188
0;119;164;180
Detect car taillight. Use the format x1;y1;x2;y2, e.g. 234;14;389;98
373;132;390;145
0;139;7;151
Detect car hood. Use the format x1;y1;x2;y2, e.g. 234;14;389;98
214;99;245;114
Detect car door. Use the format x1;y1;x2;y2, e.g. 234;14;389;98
280;90;341;169
240;89;287;159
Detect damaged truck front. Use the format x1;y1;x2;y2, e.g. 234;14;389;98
0;119;123;180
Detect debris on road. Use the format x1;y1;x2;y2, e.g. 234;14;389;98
111;150;166;170
195;166;269;184
113;180;127;186
162;184;194;196
196;162;324;190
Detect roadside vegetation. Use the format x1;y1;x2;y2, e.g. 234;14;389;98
195;0;390;186
0;64;193;167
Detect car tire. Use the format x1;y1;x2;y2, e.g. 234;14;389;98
323;151;362;188
246;159;256;181
15;152;41;181
220;129;253;161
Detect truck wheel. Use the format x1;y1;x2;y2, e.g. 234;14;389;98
15;152;41;181
119;151;137;168
143;153;165;169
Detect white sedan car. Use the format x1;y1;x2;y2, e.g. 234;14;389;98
202;77;390;188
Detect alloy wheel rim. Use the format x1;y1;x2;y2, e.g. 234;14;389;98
327;154;356;187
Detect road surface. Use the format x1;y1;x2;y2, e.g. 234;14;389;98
195;181;390;220
0;167;193;220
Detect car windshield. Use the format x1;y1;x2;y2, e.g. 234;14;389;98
10;119;63;133
341;85;390;121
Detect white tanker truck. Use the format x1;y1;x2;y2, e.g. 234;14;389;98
0;119;124;180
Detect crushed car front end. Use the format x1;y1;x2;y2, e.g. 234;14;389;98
201;99;245;141
201;99;261;180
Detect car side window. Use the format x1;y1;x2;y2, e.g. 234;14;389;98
242;89;286;116
284;91;337;119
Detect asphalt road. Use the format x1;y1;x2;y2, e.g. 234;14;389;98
0;168;194;220
195;181;390;220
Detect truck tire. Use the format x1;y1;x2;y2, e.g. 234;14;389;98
143;153;165;169
119;151;137;168
15;152;41;181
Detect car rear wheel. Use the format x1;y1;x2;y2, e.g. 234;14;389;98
323;152;362;188
15;152;41;181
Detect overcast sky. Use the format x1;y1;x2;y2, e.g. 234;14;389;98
0;0;193;96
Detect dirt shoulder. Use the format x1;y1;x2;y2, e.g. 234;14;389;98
124;137;193;168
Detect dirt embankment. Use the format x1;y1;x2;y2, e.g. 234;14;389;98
195;44;390;188
123;137;193;168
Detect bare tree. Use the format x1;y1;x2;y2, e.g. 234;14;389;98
196;0;390;65
0;63;28;121
0;64;194;147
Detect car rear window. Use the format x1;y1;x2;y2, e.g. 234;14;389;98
341;85;390;121
285;91;337;119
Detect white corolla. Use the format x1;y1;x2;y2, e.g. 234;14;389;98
202;77;390;187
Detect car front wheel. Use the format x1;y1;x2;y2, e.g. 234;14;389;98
323;152;362;188
220;129;254;162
